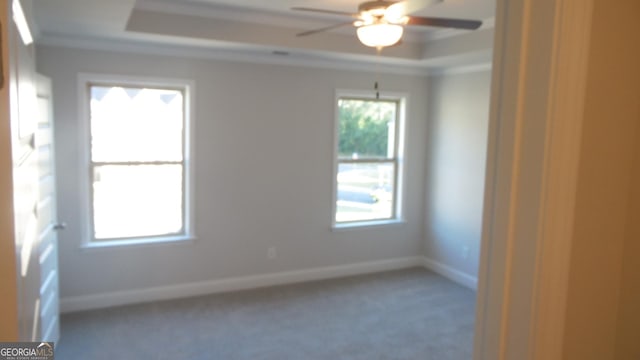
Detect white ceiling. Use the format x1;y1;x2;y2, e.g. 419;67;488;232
32;0;496;72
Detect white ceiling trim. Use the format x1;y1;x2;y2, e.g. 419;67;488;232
36;32;434;76
428;62;492;76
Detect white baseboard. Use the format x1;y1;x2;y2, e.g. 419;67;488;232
422;257;478;290
60;256;424;313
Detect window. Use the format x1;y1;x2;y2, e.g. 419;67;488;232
334;94;404;226
83;78;192;244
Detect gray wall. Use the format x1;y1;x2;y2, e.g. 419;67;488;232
36;45;429;299
424;69;491;279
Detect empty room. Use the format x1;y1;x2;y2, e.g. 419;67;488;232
3;0;639;359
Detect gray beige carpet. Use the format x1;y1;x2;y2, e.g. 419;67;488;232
56;268;476;360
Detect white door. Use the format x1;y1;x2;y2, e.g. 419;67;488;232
35;74;60;344
7;1;60;344
8;1;41;341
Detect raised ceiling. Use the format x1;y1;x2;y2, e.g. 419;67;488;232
32;0;496;72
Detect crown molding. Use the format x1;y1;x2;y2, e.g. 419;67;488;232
429;62;493;76
36;33;433;77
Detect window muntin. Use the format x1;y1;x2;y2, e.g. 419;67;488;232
335;97;401;224
87;83;188;242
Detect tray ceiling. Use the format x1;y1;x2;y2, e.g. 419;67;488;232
32;0;496;72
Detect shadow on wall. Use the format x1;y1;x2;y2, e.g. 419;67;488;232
424;68;492;279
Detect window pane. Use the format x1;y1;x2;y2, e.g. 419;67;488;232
336;162;395;223
338;99;396;160
93;165;183;239
90;86;184;162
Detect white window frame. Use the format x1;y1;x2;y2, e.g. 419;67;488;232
78;73;195;248
332;90;407;229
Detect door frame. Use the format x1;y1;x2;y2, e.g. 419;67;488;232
474;0;594;359
0;0;19;340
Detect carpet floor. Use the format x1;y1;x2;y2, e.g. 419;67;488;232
56;268;476;360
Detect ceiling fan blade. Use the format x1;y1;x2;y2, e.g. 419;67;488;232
296;22;354;37
389;0;440;17
407;16;482;30
291;7;359;18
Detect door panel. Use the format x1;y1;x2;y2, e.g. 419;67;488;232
36;127;52;146
37;145;52;177
35;74;60;344
38;175;54;203
36;197;53;234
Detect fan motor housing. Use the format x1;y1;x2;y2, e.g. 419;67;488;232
358;0;396;14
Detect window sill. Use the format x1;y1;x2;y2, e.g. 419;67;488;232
332;219;406;231
81;235;196;251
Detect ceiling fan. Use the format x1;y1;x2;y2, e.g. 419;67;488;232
292;0;482;48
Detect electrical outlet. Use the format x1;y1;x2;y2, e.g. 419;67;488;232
462;245;470;260
267;247;277;260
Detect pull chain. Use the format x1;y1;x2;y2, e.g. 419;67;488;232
375;46;382;99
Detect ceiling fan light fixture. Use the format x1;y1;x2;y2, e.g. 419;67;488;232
383;2;408;23
356;23;403;48
360;12;375;24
